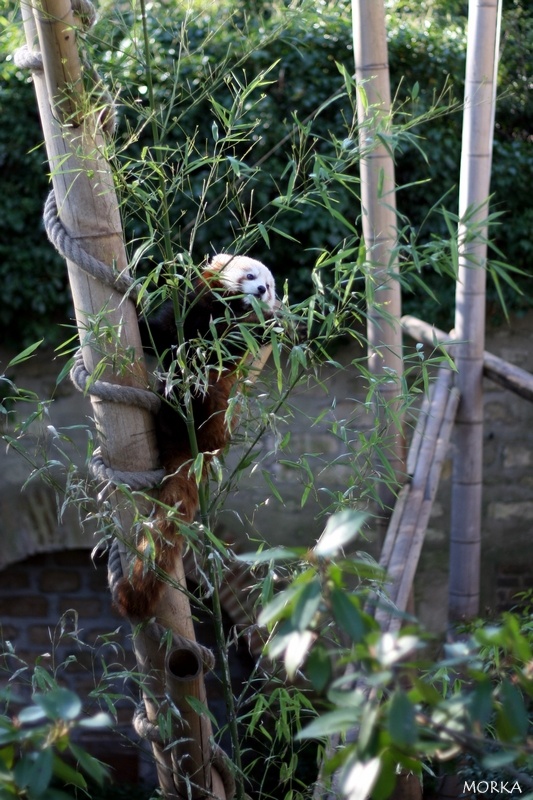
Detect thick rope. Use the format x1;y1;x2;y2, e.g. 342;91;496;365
107;540;215;668
13;46;43;72
69;338;164;490
90;450;165;491
70;349;159;413
43;191;136;299
132;708;236;799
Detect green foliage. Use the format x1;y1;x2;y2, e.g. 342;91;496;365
247;511;533;799
0;683;112;798
1;0;532;342
1;1;532;798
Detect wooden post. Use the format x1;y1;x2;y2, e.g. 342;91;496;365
351;0;405;511
20;2;227;796
450;0;502;622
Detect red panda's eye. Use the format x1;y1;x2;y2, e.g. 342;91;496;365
246;273;255;280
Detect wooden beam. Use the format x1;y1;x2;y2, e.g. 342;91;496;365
402;315;533;402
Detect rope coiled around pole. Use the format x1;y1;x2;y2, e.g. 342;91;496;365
16;6;238;796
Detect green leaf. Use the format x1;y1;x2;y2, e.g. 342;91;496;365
292;579;322;631
227;155;241;176
14;749;53;795
314;510;367;557
285;629;314;679
482;750;518;770
341;756;381;800
68;743;110;786
261;469;285;504
52;754;88;790
17;706;47;724
495;679;528;741
257;223;270;247
468;680;493;728
78;712;113;729
306;645;332;693
387;691;417;748
7;340;43;368
258;584;302;627
34;689;81;722
296;708;357;740
192;452;204;485
236;547;299;566
371;751;401;800
330;589;365;643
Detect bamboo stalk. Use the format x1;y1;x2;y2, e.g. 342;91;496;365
376;370;459;631
21;4;224;796
165;648;213;799
390;387;460;630
31;0;84;125
450;0;502;622
351;0;405;511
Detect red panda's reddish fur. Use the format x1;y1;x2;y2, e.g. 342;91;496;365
114;255;276;619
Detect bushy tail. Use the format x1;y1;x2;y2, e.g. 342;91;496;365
114;449;202;619
114;372;237;619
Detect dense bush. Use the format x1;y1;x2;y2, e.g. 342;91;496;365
1;0;531;343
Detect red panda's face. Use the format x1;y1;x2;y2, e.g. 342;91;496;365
209;254;276;311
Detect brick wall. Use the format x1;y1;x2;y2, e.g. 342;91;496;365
0;546;257;787
0;548;149;781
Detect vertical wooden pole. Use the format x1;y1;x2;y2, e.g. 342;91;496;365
449;0;502;621
20;3;227;796
351;0;405;511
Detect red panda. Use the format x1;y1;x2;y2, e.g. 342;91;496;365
115;254;277;619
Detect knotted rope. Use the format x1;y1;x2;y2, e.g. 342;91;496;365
14;0;116;136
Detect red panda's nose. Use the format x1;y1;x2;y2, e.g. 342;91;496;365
257;285;266;295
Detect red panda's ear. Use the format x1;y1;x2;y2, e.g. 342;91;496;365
209;253;232;273
198;269;223;289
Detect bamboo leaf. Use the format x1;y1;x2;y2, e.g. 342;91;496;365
285;629;314;679
34;688;81;722
296;708;357;740
496;679;528;741
315;510;367;556
7;340;43;368
341;756;381;800
306;645;332;693
292;579;322;631
261;469;285;504
387;691;417;748
68;743;110;786
330;589;365;643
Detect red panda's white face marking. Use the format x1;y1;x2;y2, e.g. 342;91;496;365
209;253;276;311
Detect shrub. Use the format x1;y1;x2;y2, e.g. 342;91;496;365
1;0;532;342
